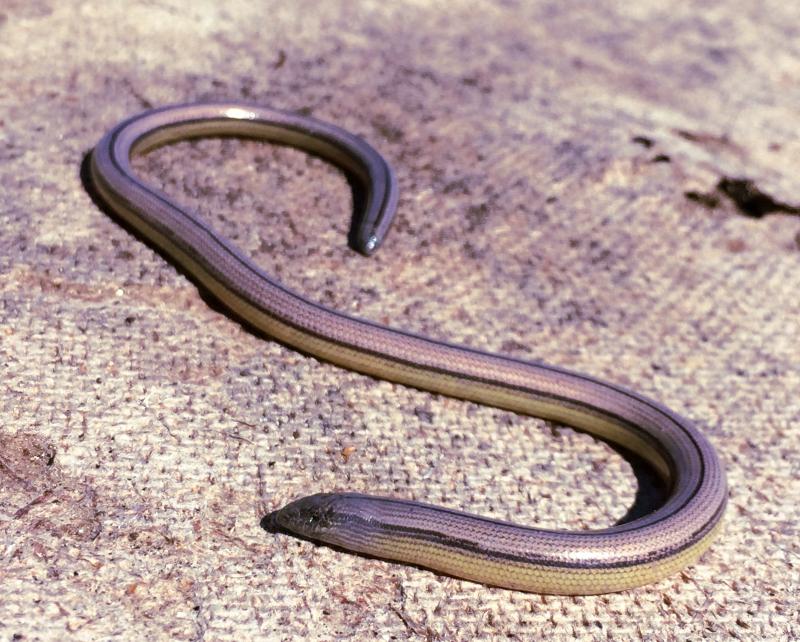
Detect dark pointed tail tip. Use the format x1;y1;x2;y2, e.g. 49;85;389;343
354;232;382;256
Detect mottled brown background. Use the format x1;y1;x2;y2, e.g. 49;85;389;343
1;1;798;640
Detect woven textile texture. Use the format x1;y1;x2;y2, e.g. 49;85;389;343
1;1;798;639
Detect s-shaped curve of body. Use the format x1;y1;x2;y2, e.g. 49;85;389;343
90;102;726;595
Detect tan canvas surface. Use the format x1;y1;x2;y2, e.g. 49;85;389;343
1;1;798;639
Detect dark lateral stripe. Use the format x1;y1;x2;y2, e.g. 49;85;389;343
342;497;726;571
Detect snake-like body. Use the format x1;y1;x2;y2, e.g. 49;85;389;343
90;103;726;594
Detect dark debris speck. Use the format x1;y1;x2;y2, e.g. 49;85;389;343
717;177;800;218
684;191;721;209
